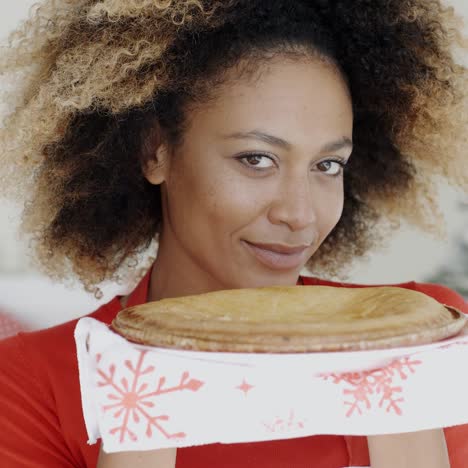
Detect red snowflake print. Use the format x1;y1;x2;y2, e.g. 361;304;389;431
262;409;307;433
97;350;204;443
321;357;422;417
236;378;255;396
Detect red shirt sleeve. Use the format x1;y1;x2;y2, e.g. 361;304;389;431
0;334;77;467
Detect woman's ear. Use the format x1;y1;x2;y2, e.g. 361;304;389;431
141;121;170;186
143;143;169;185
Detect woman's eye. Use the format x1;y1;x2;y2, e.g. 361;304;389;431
237;153;275;170
316;159;346;176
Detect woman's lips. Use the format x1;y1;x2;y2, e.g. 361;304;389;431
242;240;309;270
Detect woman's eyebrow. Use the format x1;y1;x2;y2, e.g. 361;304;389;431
223;130;292;150
319;136;353;153
223;130;353;153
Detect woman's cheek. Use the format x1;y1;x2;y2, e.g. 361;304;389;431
209;174;266;216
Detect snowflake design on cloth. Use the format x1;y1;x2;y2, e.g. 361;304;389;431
321;357;422;417
96;350;204;443
262;408;308;433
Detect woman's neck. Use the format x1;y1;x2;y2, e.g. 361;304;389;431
147;234;231;303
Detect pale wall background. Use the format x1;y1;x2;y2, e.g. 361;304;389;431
0;0;467;330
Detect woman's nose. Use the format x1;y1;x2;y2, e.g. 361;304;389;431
267;176;318;231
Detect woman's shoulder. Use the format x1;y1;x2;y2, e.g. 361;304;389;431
0;296;121;382
0;303;115;466
300;275;468;314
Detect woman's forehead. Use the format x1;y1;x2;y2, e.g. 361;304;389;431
185;58;353;149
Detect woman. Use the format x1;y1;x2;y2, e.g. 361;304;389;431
0;0;467;467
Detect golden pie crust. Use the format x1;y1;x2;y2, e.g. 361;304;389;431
111;285;466;353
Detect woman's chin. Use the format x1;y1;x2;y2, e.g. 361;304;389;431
230;270;301;289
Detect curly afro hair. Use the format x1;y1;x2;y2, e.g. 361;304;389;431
0;0;467;298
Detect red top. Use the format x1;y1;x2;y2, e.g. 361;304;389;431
0;270;467;468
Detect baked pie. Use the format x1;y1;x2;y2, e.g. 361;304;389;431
111;286;466;352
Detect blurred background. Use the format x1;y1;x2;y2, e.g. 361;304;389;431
0;0;467;337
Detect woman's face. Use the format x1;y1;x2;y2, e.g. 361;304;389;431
148;57;353;291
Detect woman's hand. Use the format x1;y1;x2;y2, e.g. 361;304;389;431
96;445;177;468
367;428;450;468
